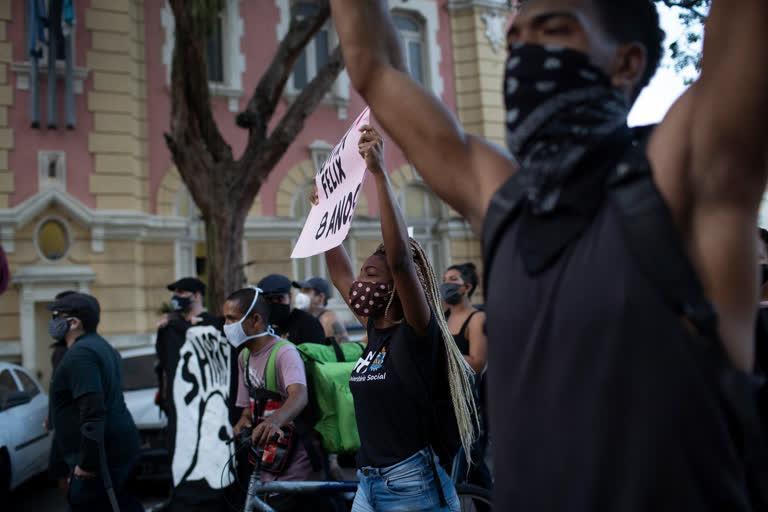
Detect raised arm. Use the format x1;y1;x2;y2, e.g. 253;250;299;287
328;0;515;232
359;126;431;335
649;0;768;370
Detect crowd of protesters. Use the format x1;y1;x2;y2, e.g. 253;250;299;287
33;124;492;512
6;0;768;510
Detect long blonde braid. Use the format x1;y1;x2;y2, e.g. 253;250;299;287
384;238;479;463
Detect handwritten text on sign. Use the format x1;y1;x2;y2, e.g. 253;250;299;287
291;107;371;259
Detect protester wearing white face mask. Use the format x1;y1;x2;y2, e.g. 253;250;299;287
293;276;351;345
224;287;316;512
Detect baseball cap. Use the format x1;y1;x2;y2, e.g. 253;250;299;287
292;276;331;297
46;292;101;332
257;274;292;297
167;277;206;295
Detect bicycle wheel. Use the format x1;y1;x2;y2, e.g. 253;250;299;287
455;483;492;512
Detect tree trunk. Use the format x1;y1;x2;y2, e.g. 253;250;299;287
203;204;247;315
166;0;344;313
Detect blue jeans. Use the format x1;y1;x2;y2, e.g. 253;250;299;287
352;448;460;512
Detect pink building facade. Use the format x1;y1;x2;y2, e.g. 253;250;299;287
0;0;510;387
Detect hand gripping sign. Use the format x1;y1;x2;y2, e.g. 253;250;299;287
291;107;371;259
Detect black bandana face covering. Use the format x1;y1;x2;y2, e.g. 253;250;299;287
504;44;630;208
502;43;633;275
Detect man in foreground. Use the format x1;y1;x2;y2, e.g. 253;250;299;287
47;292;141;511
225;287;315;511
329;0;768;509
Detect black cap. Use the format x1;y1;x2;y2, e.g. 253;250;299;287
292;276;331;297
257;274;292;297
46;292;101;332
167;277;206;295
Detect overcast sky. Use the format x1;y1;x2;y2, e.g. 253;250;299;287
628;4;701;126
628;5;768;224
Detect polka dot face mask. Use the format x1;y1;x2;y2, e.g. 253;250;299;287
348;280;393;317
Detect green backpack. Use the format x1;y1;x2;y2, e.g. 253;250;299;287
297;341;364;454
242;340;364;454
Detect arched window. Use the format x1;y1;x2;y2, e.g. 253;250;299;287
175;187;207;283
291;179;317;220
397;181;441;221
291;179;329;284
392;12;427;85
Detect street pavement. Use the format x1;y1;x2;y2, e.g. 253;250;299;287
7;473;168;512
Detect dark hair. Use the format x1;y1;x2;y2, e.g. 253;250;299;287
226;288;272;325
760;228;768;247
591;0;665;100
447;262;479;298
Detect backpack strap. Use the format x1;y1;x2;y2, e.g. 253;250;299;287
606;126;719;341
241;347;251;389
608;128;768;506
264;340;291;394
481;176;525;294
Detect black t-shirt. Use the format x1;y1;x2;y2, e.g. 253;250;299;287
50;332;139;468
279;308;325;345
485;202;751;510
349;311;437;468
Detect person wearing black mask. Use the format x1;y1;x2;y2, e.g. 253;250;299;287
329;0;768;509
441;264;491;506
155;277;213;413
45;289;79;487
156;277;235;511
47;292;142;511
257;274;325;346
441;263;486;376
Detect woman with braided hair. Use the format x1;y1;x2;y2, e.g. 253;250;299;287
316;125;476;511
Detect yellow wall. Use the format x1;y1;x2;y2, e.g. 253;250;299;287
87;0;149;211
0;207;175;351
245;239;294;284
450;6;508;146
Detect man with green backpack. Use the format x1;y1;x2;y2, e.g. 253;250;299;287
223;286;315;511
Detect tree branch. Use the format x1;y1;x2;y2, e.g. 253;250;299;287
236;0;331;141
240;46;345;198
168;0;232;166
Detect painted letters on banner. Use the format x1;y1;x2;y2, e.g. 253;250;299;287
291;107;371;259
171;325;234;489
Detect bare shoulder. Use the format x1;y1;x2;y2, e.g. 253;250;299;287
468;309;487;332
648;86;759;372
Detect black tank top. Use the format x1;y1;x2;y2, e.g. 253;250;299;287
485;203;751;511
349;311;438;468
451;310;479;356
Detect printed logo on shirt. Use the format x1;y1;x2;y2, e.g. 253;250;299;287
350;348;387;383
353;351;375;374
370;347;386;371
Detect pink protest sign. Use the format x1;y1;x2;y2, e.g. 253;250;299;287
291;107;371;259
